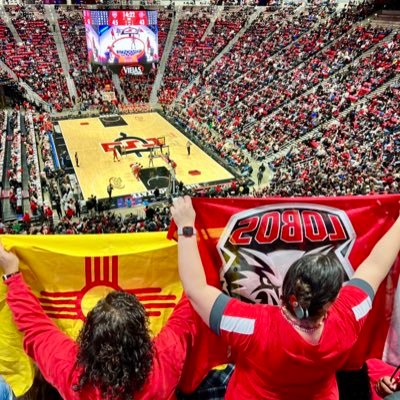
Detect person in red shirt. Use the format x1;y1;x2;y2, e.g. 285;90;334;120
44;205;53;220
171;196;400;400
22;212;31;225
113;147;120;162
65;206;74;220
30;199;38;215
0;245;224;400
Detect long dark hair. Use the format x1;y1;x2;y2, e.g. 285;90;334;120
281;253;344;320
17;367;62;400
74;291;154;399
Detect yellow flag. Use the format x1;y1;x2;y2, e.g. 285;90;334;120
0;233;181;396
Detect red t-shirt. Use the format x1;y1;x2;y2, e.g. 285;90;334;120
210;279;374;400
5;274;224;399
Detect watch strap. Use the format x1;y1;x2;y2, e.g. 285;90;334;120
177;226;197;236
2;271;21;282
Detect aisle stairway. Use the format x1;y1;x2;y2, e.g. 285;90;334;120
1;112;17;221
150;10;181;105
19;111;31;215
46;5;77;105
0;3;22;43
112;73;128;104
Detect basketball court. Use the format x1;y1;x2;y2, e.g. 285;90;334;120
57;112;234;200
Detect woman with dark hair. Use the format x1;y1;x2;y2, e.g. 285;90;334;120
171;196;400;400
73;291;153;398
0;244;220;400
279;253;344;344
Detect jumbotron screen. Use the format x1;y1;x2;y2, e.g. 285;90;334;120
83;10;158;66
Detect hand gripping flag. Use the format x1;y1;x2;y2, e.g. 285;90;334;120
169;195;400;370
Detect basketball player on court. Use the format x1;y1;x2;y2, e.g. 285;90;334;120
131;163;141;181
130;29;138;51
136;164;143;181
121;142;127;157
149;148;155;168
113;147;120;162
130;163;137;177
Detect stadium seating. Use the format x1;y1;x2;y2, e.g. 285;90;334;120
158;9;212;104
267;83;400;196
172;4;395;168
5;4;71;111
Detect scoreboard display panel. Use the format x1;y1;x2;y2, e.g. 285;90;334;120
84;10;158;66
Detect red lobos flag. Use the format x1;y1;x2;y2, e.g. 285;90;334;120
170;195;400;369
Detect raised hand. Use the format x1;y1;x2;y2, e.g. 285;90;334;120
0;243;19;276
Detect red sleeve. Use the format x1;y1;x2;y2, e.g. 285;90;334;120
141;295;228;398
5;273;78;400
143;295;195;398
331;279;373;345
210;293;263;353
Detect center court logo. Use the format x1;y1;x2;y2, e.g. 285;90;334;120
109;176;125;189
217;204;356;305
38;256;177;320
101;132;160;158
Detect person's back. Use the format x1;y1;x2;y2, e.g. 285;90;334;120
221;291;370;399
1;244;225;400
170;196;400;400
210;253;373;400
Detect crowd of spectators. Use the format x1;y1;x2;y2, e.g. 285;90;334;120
266;82;400;196
255;32;399;159
118;102;152;113
158;9;212;104
159;7;254;104
4;4;72;111
119;10;172;104
182;6;319;107
0;204;172;235
176;1;389;163
163;3;399;202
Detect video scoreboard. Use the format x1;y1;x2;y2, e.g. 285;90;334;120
84;10;158;71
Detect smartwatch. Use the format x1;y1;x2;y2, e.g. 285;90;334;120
177;226;197;237
2;271;20;282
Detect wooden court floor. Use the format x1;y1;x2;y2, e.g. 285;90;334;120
58;113;234;200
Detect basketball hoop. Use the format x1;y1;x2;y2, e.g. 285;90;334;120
121;27;140;35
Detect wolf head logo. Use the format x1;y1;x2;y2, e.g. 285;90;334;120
217;204;356;305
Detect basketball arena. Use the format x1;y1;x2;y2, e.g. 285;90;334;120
0;0;399;399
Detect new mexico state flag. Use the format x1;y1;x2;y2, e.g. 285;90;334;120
0;233;181;397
